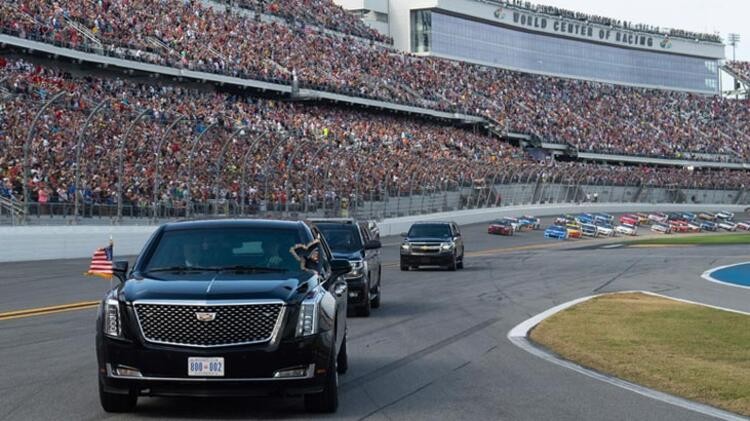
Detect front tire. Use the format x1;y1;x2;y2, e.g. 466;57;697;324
371;283;381;309
447;255;458;271
337;335;348;374
356;285;372;317
457;255;464;270
305;349;339;413
99;379;137;413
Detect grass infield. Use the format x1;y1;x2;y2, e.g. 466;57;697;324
530;293;750;416
629;233;750;246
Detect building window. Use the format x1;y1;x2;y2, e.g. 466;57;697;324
411;10;432;53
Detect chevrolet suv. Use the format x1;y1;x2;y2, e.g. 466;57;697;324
400;222;465;271
96;220;351;413
310;219;382;317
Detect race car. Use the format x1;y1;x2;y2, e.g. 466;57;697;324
565;224;583;239
668;220;690;233
593;213;614;223
488;220;514;236
544;225;568;240
594;222;615;237
555;214;577;225
736;221;750;231
500;217;520;232
615;223;638;236
634;213;651;225
716;211;735;221
648;212;668;224
576;213;595;225
717;220;737;231
680;212;697;222
651;222;672;234
700;220;718;231
619;214;639;226
519;216;542;230
580;223;599;237
698;212;716;221
685;222;702;233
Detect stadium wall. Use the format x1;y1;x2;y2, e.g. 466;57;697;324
2;203;747;263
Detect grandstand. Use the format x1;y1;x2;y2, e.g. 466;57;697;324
1;0;749;223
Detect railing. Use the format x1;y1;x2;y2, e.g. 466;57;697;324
5;180;747;226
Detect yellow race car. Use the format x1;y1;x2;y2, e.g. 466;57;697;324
565;224;583;239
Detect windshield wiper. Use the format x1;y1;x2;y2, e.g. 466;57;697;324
144;266;222;273
219;265;288;273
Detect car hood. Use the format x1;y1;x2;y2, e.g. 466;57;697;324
405;237;452;242
331;250;363;260
121;272;316;304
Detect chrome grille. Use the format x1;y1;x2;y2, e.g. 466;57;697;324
133;302;284;347
409;242;442;254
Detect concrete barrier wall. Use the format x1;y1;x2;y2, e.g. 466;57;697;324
1;203;747;263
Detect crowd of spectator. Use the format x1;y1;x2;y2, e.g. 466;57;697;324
1;0;747;164
1;56;748;214
502;0;722;43
223;0;390;44
727;61;750;84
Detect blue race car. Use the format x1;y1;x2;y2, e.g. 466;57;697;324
576;213;594;225
700;220;718;231
544;225;569;240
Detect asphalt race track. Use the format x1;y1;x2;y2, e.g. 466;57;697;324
2;217;750;420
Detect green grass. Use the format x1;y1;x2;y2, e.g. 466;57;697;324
531;293;750;416
629;233;750;246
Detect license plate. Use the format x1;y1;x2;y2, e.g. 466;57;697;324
188;357;224;377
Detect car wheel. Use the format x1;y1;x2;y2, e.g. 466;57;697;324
99;378;137;413
356;290;371;317
400;259;409;271
447;255;458;271
371;283;381;309
457;255;464;269
304;349;339;413
337;334;348;374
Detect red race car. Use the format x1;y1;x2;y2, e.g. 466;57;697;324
619;214;639;226
488;220;514;236
669;220;690;233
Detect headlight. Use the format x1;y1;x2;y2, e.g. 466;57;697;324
401;243;410;252
296;286;323;337
103;298;122;338
345;260;365;279
440;242;454;251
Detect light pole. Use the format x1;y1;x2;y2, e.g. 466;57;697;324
729;33;741;61
239;130;269;216
213;125;249;216
74;99;109;223
152;113;188;223
185;121;221;219
116;108;152;223
23;91;68;222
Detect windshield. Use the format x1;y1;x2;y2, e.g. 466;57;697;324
143;227;306;275
408;224;452;238
317;224;363;253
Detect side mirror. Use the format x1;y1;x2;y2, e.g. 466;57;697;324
330;259;352;278
364;239;382;250
113;261;129;283
400;232;408;237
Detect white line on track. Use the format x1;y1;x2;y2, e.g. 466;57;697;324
507;291;748;421
702;262;750;291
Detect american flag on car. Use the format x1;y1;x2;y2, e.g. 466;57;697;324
85;243;114;279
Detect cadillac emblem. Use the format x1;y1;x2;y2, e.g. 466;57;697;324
195;312;217;322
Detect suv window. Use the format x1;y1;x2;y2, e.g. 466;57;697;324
316;224;363;253
144;227;305;274
408;224;452;238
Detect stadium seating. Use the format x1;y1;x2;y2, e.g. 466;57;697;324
2;0;748;164
727;61;750;84
1;56;748;212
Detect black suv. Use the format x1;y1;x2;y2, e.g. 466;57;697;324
400;222;465;271
310;219;382;317
96;220;351;413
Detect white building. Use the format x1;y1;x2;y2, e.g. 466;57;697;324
335;0;725;93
